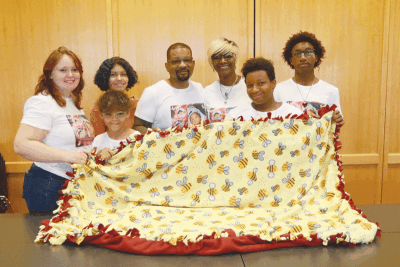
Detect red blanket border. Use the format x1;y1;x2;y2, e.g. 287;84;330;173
39;106;381;255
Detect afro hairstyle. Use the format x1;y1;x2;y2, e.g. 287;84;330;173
282;31;326;69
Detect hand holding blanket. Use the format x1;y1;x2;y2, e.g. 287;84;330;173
35;108;380;255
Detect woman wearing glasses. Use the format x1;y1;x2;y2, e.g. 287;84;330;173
203;37;252;122
90;57;139;136
274;31;344;127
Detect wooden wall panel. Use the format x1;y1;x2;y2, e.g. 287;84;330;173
0;0;109;171
382;0;400;204
256;0;385;154
341;166;380;205
1;0;397;206
256;0;387;204
384;166;400;204
114;0;254;99
7;174;29;213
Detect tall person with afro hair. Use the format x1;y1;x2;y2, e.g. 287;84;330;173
274;31;344;129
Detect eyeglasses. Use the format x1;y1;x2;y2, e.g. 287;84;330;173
102;111;127;120
291;49;315;58
212;53;235;62
169;58;193;66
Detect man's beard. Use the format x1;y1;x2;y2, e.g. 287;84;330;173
176;69;191;82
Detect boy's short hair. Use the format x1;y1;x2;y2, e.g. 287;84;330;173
167;43;192;61
98;90;132;114
241;57;275;82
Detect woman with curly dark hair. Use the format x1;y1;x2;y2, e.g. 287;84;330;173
90;57;139;136
274;31;344;128
14;47;93;213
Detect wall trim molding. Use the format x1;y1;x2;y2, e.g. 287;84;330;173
340;154;380;165
388;153;400;165
254;0;261;56
247;0;255;58
6;162;32;173
105;0;113;57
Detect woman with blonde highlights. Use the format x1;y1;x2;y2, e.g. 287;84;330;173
14;47;93;213
203;37;252;122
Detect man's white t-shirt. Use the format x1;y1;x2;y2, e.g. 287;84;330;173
135;80;206;131
273;78;342;116
203;77;252;122
21;93;94;179
92;131;140;151
228;102;303;121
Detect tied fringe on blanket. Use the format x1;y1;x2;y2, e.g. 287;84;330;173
35;107;380;255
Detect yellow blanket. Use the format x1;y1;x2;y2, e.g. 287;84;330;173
36;110;379;253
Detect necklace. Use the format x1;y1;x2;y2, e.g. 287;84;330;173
220;75;239;105
294;76;316;107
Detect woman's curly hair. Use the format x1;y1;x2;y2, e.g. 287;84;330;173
282;31;326;69
94;57;138;91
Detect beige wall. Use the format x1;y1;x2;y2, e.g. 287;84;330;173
1;0;398;207
0;0;109;171
382;0;400;204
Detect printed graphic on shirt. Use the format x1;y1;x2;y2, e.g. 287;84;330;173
288;101;325;118
67;115;95;147
208;107;235;123
171;103;206;129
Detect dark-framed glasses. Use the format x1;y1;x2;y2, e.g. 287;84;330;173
169;57;193;66
291;49;315;58
102;111;127;120
212;53;235;62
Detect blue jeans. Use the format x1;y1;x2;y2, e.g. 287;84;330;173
22;164;67;213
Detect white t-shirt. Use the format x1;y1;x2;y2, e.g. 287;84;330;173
135;80;206;131
228;102;303;121
274;78;342;116
21;93;94;179
91;131;140;151
203;77;252;122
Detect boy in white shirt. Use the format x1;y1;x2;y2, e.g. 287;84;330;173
92;90;140;161
274;31;344;128
229;57;302;120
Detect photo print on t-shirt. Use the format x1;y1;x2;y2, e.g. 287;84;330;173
66;115;95;147
288;101;325;118
171;103;206;129
208;107;235;123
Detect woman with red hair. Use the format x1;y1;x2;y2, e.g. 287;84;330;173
14;47;93;213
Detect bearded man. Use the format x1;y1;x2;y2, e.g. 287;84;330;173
134;43;205;133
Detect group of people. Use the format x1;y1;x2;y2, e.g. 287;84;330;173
14;31;344;213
